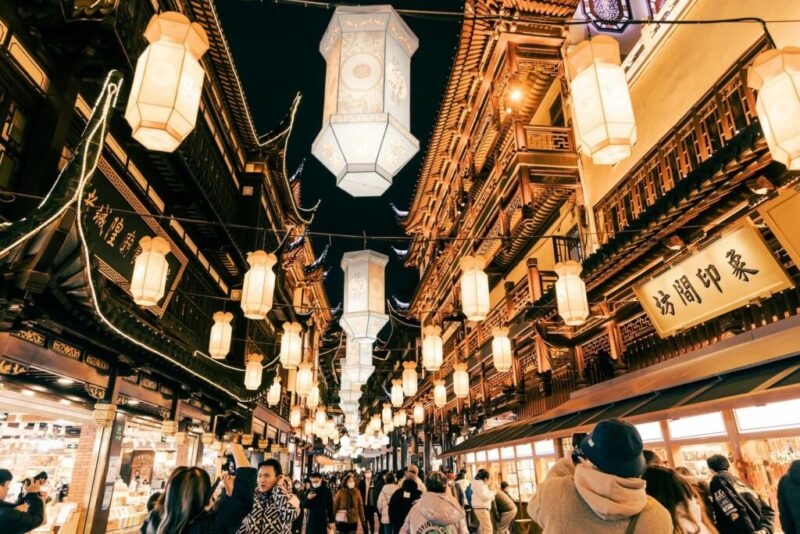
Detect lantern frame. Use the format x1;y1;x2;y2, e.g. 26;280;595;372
241;251;278;320
208;311;233;359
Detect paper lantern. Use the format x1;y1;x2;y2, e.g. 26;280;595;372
492;327;513;373
460;256;490;321
315;408;327;433
279;322;303;369
307;382;321;410
244;353;264;390
433;380;447;408
125;12;208;152
384;421;394;433
241;251;277;320
453;363;469;399
402;361;418;396
290;405;303;428
340;434;351;449
325;419;337;438
391;379;404;408
340;250;389;343
208;311;233;359
370;414;382;433
566;35;636;165
304;418;314;436
296;362;313;397
382;403;392;425
748;48;800;170
343;339;375;385
413;402;424;424
393;410;407;427
266;376;282;406
130;236;170;306
312;5;419;197
555;260;590;326
422;325;443;372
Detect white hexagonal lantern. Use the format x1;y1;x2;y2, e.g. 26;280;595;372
312;5;419;197
340;250;389;343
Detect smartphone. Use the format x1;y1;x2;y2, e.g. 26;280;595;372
223;453;236;475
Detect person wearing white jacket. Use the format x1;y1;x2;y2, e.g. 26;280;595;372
376;473;400;534
400;472;469;534
470;469;496;534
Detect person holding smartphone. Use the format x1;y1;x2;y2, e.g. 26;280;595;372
236;458;299;534
0;469;46;534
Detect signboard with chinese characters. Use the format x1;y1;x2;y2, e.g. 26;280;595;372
82;157;187;317
634;222;794;338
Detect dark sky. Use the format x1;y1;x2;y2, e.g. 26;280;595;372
216;0;461;307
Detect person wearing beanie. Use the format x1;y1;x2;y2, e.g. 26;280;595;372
706;454;774;534
528;418;673;533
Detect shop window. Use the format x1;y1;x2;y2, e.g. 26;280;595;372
667;411;727;440
0;96;28;190
534;439;555;456
515;443;533;458
476;450;487;463
735;399;800;434
500;446;515;460
487;448;500;461
635;422;663;443
466;452;476;464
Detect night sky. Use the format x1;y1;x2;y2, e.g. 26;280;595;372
216;0;461;308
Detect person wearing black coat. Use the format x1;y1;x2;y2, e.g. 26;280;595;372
707;454;775;534
778;460;800;534
0;469;45;534
388;478;422;534
303;473;335;534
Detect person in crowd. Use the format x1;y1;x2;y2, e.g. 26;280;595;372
645;450;664;467
444;472;459;503
291;480;305;534
237;459;299;534
778;459;800;534
494;481;517;534
146;491;162;513
706;455;774;534
455;470;470;510
676;467;714;523
389;477;423;534
405;465;426;494
303;472;335;534
334;473;365;534
141;443;256;534
0;468;45;534
642;465;718;534
528;418;673;533
377;473;400;534
374;470;387;523
399;471;468;534
360;468;378;534
471;469;496;534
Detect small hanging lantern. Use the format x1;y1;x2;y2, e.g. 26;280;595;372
130;236;171;306
279;322;303;369
241;251;277;320
394;410;407;427
748;48;800;170
390;379;404;408
453;363;470;399
460;256;490;321
422;325;443;372
566;35;636;165
382;402;392;425
325;419;337;438
370;414;382;433
307;382;321;410
384;421;395;433
312;5;420;197
402;361;418;396
244;353;264;390
304;418;314;436
491;327;513;373
266;376;282;406
125;12;209;152
340;250;389;343
413;402;424;424
296;362;314;397
433;380;447;408
290;405;303;428
315;408;327;435
555;260;590;326
208;311;233;359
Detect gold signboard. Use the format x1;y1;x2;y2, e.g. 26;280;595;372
634;222;793;338
759;187;800;272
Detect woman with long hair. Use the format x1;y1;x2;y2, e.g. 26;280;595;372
333;473;365;534
642;466;718;534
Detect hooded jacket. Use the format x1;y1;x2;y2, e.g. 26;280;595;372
528;463;672;534
377;483;400;524
399;491;469;534
778;460;800;534
389;479;422;532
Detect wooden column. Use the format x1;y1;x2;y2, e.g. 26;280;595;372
606;320;627;375
526;258;542;303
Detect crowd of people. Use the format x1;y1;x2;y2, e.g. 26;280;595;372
2;418;800;533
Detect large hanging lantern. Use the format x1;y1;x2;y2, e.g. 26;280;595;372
460;256;490;321
748;48;800;170
312;5;420;197
555;260;590;326
433;380;447;408
131;236;171;306
307;382;321;410
296;362;313;397
279;322;303;369
402;361;418;396
390;379;404;408
394;410;407;427
492;327;513;373
566;35;636;165
244;353;264;391
413;402;424;424
241;251;277;320
343;338;375;386
422;325;444;372
266;376;282;406
125;12;209;153
340;250;389;343
382;402;393;425
290;405;303;428
453;363;470;399
208;311;233;359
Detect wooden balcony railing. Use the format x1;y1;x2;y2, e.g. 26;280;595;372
521;126;574;153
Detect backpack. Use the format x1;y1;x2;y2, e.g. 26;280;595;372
415;520;454;534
